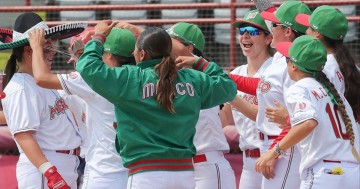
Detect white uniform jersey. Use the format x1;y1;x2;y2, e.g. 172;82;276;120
193;107;229;153
58;72;127;174
58;91;89;157
285;77;360;179
323;54;345;94
230;57;272;150
256;52;294;136
2;73;82;152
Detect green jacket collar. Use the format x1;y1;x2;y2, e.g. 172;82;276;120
137;58;162;69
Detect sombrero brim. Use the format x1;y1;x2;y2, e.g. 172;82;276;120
0;28;13;44
0;22;88;50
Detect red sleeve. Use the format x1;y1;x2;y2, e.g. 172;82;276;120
228;74;260;96
269;127;290;150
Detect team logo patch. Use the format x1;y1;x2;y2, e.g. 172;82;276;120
49;98;69;120
246;12;258;20
69;72;78;79
258;79;271;94
294;102;307;114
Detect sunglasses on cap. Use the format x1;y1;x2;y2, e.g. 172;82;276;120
239;26;268;36
271;22;286;28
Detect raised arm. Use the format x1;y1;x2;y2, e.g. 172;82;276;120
228;74;260;96
29;29;62;90
176;56;237;109
76;21;133;105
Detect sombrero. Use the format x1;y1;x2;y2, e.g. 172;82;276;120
0;12;87;50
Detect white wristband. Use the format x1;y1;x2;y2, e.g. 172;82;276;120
39;162;53;174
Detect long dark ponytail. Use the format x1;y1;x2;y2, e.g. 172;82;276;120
137;27;177;113
3;46;24;89
323;36;360;120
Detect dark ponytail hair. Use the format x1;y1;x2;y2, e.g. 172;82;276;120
112;54;136;66
315;72;360;161
3;46;25;89
137;27;177;113
323;36;360;119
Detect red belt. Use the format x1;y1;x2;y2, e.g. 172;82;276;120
56;147;80;156
244;148;261;158
259;132;278;140
193;154;207;163
323;160;341;163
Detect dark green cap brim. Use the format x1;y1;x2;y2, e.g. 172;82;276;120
233;20;268;31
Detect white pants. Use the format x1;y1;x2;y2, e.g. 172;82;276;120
194;151;236;189
17;151;79;189
300;160;360;189
261;140;301;189
81;165;128;189
239;154;262;189
127;171;195;189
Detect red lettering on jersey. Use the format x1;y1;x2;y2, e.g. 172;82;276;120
311;90;322;100
242;94;258;105
48;98;69;120
319;87;328;97
81;112;86;123
336;71;344;83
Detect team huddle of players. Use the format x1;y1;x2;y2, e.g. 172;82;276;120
0;0;359;189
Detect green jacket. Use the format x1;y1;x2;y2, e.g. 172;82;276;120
76;40;236;175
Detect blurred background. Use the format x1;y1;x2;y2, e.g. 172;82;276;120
0;0;359;73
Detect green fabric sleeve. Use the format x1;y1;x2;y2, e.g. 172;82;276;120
193;58;237;109
76;40;134;105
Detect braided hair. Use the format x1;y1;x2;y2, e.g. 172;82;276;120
315;72;360;161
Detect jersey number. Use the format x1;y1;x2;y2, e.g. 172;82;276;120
325;103;349;140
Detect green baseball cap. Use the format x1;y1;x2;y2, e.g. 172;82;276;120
260;1;311;33
233;9;270;32
166;22;205;52
296;5;348;40
104;28;136;57
276;35;326;74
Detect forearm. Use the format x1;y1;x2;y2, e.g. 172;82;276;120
219;103;235;127
0;111;7;125
277;119;317;151
228;74;259;96
230;95;257;121
32;48;62;89
14;131;49;168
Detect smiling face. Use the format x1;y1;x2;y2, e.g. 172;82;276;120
238;26;272;58
42;40;56;70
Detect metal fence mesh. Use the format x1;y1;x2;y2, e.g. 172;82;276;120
0;0;359;72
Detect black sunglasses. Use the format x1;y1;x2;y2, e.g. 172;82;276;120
286;57;291;64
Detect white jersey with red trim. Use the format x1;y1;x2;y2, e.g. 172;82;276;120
285;77;360;179
256;52;293;136
58;91;88;157
2;73;82;152
230;57;272;150
58;72;127;174
323;54;345;94
193;107;229;153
